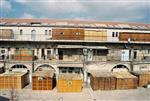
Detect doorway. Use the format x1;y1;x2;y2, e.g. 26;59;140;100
58;50;63;60
31;30;36;40
41;48;45;59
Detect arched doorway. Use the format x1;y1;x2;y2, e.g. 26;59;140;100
10;64;29;72
10;64;31;83
36;64;56;73
31;30;36;40
111;64;129;72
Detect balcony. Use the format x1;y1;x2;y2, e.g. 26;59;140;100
0;34;150;43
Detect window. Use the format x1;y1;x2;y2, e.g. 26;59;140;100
15;48;19;54
148;49;150;54
76;32;80;35
31;30;36;40
133;51;137;59
116;32;118;37
60;32;64;35
45;30;51;36
47;50;51;55
49;30;51;36
112;32;115;37
31;30;36;34
1;50;5;53
16;48;19;51
45;30;48;35
20;29;23;35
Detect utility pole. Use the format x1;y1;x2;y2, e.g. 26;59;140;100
83;48;88;87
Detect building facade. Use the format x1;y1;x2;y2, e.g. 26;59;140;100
0;19;150;83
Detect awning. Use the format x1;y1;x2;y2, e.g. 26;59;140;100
58;63;83;68
86;46;108;49
57;45;108;49
58;45;83;49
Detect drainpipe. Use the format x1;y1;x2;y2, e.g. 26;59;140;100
32;59;35;73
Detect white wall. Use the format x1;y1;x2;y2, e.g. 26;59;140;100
1;26;52;41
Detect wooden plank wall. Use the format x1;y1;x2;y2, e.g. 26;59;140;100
32;70;56;91
57;74;83;92
0;72;29;90
115;78;137;89
119;32;150;42
32;76;55;90
132;72;150;87
58;79;82;92
90;75;116;91
52;28;84;40
84;30;107;41
0;29;13;39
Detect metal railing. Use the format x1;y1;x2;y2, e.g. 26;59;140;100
1;55;150;63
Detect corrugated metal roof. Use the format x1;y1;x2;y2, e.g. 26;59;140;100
0;18;149;30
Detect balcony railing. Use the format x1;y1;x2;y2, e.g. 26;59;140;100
1;55;150;63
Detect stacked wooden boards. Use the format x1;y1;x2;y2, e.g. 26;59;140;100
14;49;33;61
57;73;83;92
32;70;56;90
131;71;150;87
90;72;138;91
113;72;138;90
0;71;29;89
90;72;116;90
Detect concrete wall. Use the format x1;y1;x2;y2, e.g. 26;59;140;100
107;49;121;61
135;50;150;61
133;64;150;71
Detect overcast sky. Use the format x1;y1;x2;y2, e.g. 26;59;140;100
0;0;150;23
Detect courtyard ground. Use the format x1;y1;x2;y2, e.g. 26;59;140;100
0;84;150;101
